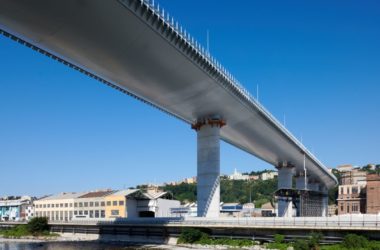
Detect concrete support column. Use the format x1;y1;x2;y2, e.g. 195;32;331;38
308;180;320;192
192;117;225;217
321;186;329;217
277;163;295;217
295;173;308;190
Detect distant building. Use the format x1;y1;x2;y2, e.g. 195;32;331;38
34;192;87;221
0;196;34;221
260;171;278;181
366;174;380;214
182;177;196;184
341;169;367;185
220;203;243;217
74;190;114;219
328;204;337;216
336;164;354;173
337;169;367;215
261;202;276;217
249;175;259;181
170;202;197;217
105;188;180;218
229;169;249;181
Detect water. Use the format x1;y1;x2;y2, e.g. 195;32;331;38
0;241;166;250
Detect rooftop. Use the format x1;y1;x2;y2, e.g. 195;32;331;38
37;192;87;201
78;190;114;198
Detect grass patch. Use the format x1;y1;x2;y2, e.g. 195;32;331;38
0;217;58;239
177;228;255;247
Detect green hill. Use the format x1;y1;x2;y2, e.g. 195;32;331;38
162;178;277;208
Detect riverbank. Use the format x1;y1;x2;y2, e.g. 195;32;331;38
0;236;268;249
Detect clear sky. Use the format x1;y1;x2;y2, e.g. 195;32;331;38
0;0;379;196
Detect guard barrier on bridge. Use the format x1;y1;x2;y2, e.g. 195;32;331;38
46;215;380;230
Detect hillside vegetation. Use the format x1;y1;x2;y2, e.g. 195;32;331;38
163;178;277;207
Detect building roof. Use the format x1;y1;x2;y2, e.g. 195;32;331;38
109;189;139;197
261;202;274;210
144;191;172;200
37;192;87;201
78;190;114;198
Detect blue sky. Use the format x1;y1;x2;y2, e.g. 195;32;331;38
0;0;379;196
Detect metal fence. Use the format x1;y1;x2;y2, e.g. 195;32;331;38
46;215;380;230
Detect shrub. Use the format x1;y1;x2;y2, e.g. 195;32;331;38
274;234;285;244
294;239;310;250
27;217;49;234
178;228;207;244
342;234;368;249
309;232;323;249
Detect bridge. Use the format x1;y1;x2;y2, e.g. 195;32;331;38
0;0;338;217
3;216;380;244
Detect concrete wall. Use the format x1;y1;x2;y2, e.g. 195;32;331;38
126;199;137;218
156;199;180;217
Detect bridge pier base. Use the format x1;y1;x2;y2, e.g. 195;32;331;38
193;117;225;217
321;186;329;217
277;163;294;217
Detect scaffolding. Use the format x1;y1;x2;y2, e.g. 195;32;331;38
275;189;326;217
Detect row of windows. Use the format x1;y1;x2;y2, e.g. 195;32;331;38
340;203;360;212
35;210;106;219
339;186;359;195
107;200;124;206
35;200;125;209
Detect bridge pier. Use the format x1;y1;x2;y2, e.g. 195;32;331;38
192;117;225;217
321;185;329;217
277;163;295;217
295;172;308;190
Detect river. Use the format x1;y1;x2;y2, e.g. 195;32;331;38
0;241;181;250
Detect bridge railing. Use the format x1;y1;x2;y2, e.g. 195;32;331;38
47;215;380;229
125;0;331;178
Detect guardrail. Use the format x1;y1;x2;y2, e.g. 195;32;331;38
119;0;335;183
47;215;380;230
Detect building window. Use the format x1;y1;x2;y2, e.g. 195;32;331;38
79;211;83;215
340;187;343;194
347;205;350;213
90;202;94;207
119;201;124;206
340;204;343;212
113;201;117;206
352;187;358;194
90;211;94;218
101;202;105;207
107;201;111;206
95;210;99;218
47;204;50;208
101;210;105;218
70;203;73;207
60;203;63;208
74;203;77;207
43;204;46;208
111;210;119;216
95;202;99;207
52;204;54;208
84;202;88;207
84;211;88;215
79;202;83;207
74;211;78;215
65;203;68;208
